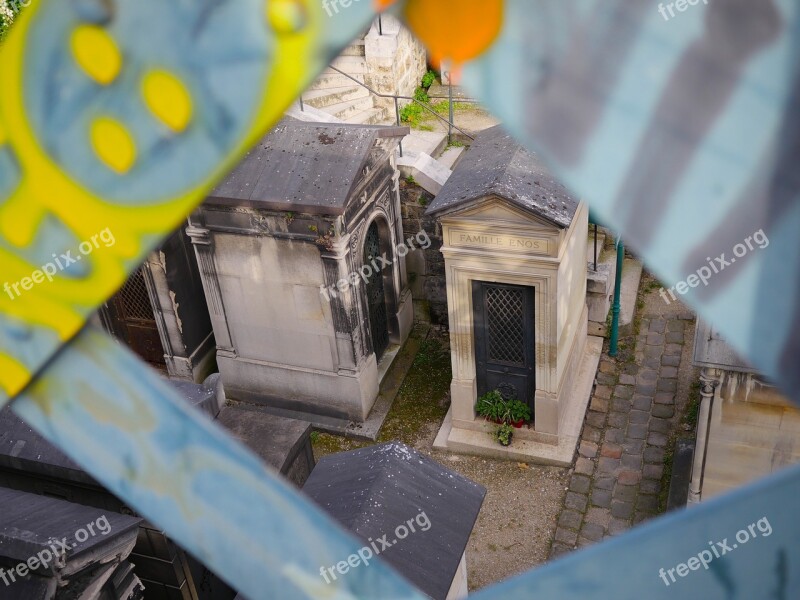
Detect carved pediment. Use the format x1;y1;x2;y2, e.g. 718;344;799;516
441;196;559;232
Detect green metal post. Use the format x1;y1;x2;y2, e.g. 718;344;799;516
608;237;624;357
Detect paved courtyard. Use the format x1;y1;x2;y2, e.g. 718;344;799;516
550;286;696;556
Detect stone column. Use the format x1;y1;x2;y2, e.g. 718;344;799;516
688;367;722;504
185;220;234;353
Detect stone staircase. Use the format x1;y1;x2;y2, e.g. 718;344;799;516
301;39;391;126
297;26;471;196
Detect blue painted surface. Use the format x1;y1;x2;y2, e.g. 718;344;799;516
461;0;800;405
13;327;426;600
472;465;800;599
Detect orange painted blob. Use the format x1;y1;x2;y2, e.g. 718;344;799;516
403;0;504;66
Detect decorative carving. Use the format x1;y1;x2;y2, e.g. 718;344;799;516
497;382;518;401
350;222;364;253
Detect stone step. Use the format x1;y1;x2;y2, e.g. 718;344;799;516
301;85;369;110
426;84;477;102
619;258;643;335
331;55;368;75
344;106;390;125
310;70;366;90
339;40;366;57
324;95;376;121
285;101;344;123
436;145;466;170
402;130;448;158
397;152;452;195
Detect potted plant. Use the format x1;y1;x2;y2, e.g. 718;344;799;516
506;400;532;428
496;423;514;447
475;390;504;423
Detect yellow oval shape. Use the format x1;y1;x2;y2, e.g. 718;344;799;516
70;25;122;85
266;0;307;34
91;117;136;174
142;70;193;133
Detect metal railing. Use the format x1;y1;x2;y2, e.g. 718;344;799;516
299;66;477;155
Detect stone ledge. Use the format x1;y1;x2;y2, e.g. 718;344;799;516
433;335;603;467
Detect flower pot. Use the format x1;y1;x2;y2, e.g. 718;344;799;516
499;432;513;446
511;419;525;428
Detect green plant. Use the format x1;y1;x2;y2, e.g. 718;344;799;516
418;193;429;206
310;431;320;443
421;69;437;89
446;140;464;149
476;390;531;424
308;225;319;233
284;211;295;224
418;124;434;132
476;390;504;419
506;399;532;423
496;423;514;446
413;86;429;103
400;103;424;126
405;175;416;185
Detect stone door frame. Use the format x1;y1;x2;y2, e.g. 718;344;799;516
446;259;557;431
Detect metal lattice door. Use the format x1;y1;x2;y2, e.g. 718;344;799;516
364;222;389;360
107;267;166;366
473;281;535;414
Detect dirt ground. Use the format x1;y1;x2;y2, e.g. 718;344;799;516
312;326;570;592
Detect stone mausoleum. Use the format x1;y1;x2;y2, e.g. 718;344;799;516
429;126;603;465
187;119;411;427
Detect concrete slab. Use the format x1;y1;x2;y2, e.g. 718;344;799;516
434;336;604;466
397;151;452;195
619;258;643;334
436;145;466;170
285;101;343;123
402;130;448;157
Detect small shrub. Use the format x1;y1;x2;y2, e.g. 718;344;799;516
400;102;424;126
496;423;514;446
421;69;437;89
413;87;429;103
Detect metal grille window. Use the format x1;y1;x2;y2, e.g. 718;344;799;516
486;286;525;365
116;268;154;322
364;222;389;360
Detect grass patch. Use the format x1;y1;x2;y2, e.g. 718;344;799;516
377;336;451;443
683;380;701;429
311;329;453;459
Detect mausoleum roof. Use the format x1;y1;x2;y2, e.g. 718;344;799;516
302;442;485;600
426;125;579;228
207;119;408;215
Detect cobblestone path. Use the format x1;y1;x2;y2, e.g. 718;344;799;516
549;307;695;557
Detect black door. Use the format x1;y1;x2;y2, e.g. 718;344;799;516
106;267;166;367
473;281;535;415
364;222;389;360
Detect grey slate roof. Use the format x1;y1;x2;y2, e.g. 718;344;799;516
208;119;408;215
302;442;486;600
426;124;579;227
0;487;141;571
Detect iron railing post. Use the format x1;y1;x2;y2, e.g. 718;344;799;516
594;223;598;272
394;96;403;157
609;237;624;357
378;15;383;35
448;72;454;144
299;94;304;112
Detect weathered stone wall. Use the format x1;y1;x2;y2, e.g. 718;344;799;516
399;180;449;326
364;15;428;117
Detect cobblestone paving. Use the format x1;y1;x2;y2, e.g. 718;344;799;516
549;310;695;557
